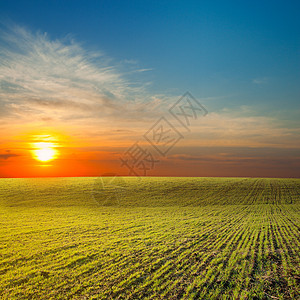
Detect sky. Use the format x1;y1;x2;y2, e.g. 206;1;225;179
0;0;299;178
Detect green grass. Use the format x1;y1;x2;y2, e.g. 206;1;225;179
0;177;299;299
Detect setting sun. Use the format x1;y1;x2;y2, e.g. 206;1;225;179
32;142;58;162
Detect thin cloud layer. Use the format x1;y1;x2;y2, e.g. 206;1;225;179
0;24;160;125
187;111;300;149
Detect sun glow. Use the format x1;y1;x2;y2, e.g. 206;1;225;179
32;142;59;162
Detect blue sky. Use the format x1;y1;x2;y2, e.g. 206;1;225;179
1;0;299;111
0;1;299;177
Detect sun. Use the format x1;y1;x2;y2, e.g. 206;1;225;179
32;142;58;162
35;148;56;162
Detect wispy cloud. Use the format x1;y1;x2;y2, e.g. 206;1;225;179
186;111;300;149
0;24;161;126
132;68;153;73
252;77;268;84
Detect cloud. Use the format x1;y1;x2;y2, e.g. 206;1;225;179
0;24;161;125
182;107;300;149
164;147;300;178
132;68;153;73
252;77;268;84
0;153;19;160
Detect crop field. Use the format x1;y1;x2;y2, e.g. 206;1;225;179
0;177;299;299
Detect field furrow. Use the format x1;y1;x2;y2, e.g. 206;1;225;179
0;177;299;299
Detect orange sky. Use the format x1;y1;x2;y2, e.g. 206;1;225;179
1;120;299;178
0;26;299;178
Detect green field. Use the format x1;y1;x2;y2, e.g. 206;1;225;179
0;177;299;299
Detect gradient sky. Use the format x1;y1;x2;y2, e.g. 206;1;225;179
0;0;299;178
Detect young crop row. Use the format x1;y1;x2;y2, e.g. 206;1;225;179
1;177;299;207
0;204;299;299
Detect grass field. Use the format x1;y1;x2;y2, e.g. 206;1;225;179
0;177;299;299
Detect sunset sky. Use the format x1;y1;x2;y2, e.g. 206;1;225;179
0;1;299;178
